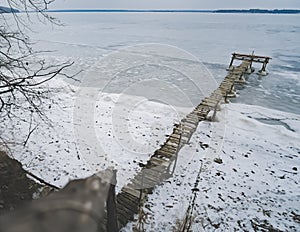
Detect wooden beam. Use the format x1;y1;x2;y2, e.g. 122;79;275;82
233;52;272;59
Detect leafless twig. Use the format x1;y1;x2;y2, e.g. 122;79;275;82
0;1;75;148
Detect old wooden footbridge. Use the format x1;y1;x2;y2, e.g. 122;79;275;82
0;53;271;232
114;52;271;230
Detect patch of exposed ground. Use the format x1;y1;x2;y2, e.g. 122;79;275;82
0;151;51;215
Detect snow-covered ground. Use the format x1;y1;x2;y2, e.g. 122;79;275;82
3;74;299;230
1;77;192;189
2;43;217;189
122;103;300;231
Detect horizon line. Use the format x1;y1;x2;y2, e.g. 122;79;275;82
42;8;300;14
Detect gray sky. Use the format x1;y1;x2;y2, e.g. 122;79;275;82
0;0;299;10
50;0;300;10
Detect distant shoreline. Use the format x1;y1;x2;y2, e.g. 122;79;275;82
43;9;300;14
2;6;300;14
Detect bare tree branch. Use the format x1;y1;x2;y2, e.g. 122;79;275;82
0;1;76;148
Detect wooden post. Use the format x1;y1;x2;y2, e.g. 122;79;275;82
263;58;270;71
229;53;235;68
171;124;182;175
224;91;229;103
258;58;269;76
211;101;218;121
250;51;254;69
106;170;118;232
0;168;117;232
261;59;267;72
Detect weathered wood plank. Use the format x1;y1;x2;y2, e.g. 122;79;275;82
150;157;171;167
117;196;139;214
122;187;145;199
161;144;177;152
155;148;176;158
131;175;162;188
118;192;140;205
135;172;163;183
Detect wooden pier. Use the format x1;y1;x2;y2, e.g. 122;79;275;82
114;53;271;230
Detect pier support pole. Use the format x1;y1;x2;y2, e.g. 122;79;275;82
228;53;236;70
258;58;269;76
247;51;255;73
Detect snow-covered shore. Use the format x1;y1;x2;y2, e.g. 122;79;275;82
123;103;300;231
1;78;191;188
2;75;299;230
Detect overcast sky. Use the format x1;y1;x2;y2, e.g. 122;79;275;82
1;0;300;10
49;0;300;10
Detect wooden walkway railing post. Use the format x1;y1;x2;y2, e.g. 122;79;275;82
228;52;236;68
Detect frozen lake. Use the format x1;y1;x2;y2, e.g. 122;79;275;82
28;12;300;114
